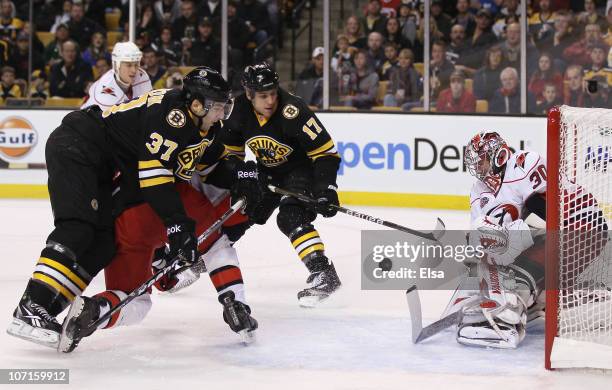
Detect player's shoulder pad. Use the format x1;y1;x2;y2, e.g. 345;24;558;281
279;88;311;121
134;68;151;84
509;150;543;174
89;71;121;106
159;89;190;129
469;180;487;204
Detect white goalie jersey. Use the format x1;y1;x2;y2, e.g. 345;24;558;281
81;68;152;110
469;150;547;227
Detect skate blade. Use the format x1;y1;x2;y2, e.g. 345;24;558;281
298;285;342;308
58;296;86;353
6;318;59;349
239;329;256;345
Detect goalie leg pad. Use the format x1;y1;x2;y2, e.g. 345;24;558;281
456;262;533;349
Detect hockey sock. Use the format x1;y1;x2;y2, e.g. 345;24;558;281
202;235;246;303
93;291;125;329
26;244;92;316
288;226;327;271
210;266;245;303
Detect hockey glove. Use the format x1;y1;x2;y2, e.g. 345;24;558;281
231;161;262;216
166;216;198;266
314;185;339;218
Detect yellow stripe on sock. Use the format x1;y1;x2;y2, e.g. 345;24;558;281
291;231;319;248
298;243;325;260
139;176;174;188
32;273;75;301
38;257;87;290
138;160;163;169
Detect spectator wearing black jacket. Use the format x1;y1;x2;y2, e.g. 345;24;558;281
67;3;105;50
151;25;182;66
173;0;198;40
228;1;249;51
49;40;93;98
238;0;269;44
189;18;220;69
473;45;505;101
198;0;222;23
360;0;387;35
299;47;324;81
384;17;409;50
11;32;45;80
463;9;498;70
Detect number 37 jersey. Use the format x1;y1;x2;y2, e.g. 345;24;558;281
96;88;225;220
470;151;547;226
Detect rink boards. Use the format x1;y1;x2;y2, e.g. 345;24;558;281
0;110;547;209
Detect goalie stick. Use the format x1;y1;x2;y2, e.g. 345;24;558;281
406;285;483;343
83;198;246;333
268;185;445;242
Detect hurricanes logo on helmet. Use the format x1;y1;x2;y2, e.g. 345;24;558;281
246;136;293;167
0;117;38;159
199;69;207;77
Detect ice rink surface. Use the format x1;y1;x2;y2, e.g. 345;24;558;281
0;199;610;390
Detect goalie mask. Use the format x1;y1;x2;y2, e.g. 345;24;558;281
464;132;511;192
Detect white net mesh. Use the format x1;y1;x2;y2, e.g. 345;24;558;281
557;105;612;348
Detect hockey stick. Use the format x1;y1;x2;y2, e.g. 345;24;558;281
268;185;445;242
406;285;482;344
87;198;246;331
0;155;46;169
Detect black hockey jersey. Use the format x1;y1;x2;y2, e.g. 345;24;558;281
220;88;340;187
81;88;226;222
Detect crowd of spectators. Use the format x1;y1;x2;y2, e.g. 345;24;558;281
0;0;279;103
296;0;611;113
1;0;611;115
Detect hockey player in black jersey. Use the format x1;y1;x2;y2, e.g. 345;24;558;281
6;67;248;348
220;62;342;307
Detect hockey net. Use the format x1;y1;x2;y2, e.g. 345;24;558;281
545;105;612;370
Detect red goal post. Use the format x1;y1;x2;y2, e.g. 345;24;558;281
545;105;612;370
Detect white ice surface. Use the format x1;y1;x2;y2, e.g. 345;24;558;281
0;199;610;390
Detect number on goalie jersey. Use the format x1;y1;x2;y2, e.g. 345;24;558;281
470;149;546;227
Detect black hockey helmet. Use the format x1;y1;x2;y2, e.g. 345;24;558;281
241;62;279;93
183;66;234;119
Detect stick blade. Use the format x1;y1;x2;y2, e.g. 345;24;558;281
432;218;446;241
405;286;422;344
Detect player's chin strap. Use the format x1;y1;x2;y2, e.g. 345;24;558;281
85;198;247;332
267;185;445;242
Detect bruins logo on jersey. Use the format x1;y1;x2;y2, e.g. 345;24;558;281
282;104;299;119
167;109;186;128
246;136;293;167
175;138;210;180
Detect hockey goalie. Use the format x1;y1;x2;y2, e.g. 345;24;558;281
457;131;609;349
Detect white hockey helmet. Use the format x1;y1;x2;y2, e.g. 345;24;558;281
112;41;142;72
